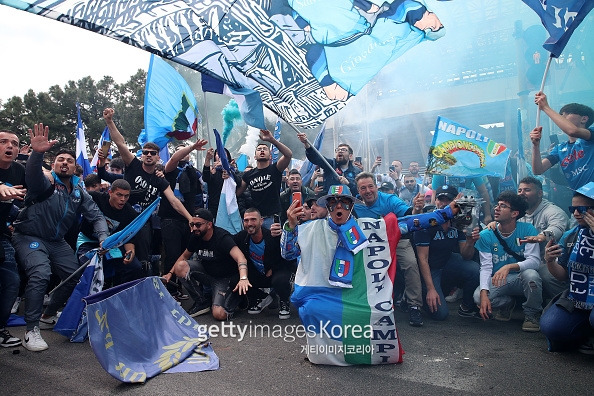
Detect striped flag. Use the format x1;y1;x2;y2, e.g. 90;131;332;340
213;129;242;234
75;103;93;178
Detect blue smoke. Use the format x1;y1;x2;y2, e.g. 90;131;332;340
221;99;242;145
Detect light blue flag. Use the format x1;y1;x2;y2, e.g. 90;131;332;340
90;127;111;169
299;123;326;186
75;103;93;178
522;0;594;57
213;129;242;234
144;54;201;151
426;116;511;178
236;153;249;172
270;117;281;163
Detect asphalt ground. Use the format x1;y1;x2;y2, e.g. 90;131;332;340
1;298;592;395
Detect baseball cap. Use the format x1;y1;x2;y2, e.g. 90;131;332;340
435;185;458;200
194;208;214;223
317;185;363;207
575;182;594;200
379;181;394;192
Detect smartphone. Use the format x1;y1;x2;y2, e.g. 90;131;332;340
389;166;396;172
124;251;133;260
101;140;111;155
292;191;302;207
355;156;362;163
273;214;280;224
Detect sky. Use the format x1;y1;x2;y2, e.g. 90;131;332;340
0;5;150;102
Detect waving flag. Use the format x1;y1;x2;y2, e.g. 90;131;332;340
426;116;511;178
522;0;594;57
1;0;445;128
75;103;92;178
270;117;282;163
144;54;201;151
213;129;242;234
90;127;111;169
299;123;326;186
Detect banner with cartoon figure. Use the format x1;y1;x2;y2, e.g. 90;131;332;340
426;116;511;178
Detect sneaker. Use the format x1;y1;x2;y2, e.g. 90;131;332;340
494;299;516;322
248;295;274;314
188;301;211;317
458;304;481;319
10;297;21;314
445;288;463;303
521;316;540;332
39;315;59;330
409;306;424;327
578;338;594;355
172;291;190;301
278;300;291;320
23;326;48;352
0;328;21;348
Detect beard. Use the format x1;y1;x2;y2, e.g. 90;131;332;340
335;157;348;167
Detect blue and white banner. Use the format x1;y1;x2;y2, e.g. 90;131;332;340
426;116;511;178
90;127;111;169
75;103;92;178
1;0;445;128
84;277;219;383
213;129;242;234
522;0;594;57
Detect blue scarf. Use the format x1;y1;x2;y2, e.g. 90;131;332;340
327;216;369;288
567;227;594;310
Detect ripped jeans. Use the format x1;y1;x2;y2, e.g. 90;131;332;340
474;269;543;318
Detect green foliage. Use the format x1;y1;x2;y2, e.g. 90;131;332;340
0;70;146;157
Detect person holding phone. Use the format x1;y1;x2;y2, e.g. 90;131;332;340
540;182;594;353
279;169;315;224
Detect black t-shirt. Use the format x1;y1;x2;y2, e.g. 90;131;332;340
241;163;282;217
414;225;465;270
159;164;198;219
80;191;138;241
0;162;26;236
187;226;238;278
123;157;170;210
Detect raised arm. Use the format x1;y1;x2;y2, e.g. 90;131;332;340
103;108;134;166
164;139;208;173
530;126;552;175
536;91;592;140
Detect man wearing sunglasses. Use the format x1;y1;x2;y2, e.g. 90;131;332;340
541;182;594;354
165;209;249;320
103;108;194;267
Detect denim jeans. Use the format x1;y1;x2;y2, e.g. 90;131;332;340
421;253;479;321
473;269;543;318
541;303;594;351
0;237;20;327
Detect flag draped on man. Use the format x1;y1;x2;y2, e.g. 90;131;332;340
144;54;201;151
75;103;92;178
426;116;511;178
522;0;594;57
213;129;242;234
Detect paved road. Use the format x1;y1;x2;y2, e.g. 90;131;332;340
1;300;591;395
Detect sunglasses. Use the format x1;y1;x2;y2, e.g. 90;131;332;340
142;150;158;156
189;221;206;228
569;206;594;214
326;197;353;212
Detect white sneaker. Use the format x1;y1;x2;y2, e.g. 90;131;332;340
24;326;48;352
445;288;463;303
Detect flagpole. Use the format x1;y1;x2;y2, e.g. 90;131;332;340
48;257;93;296
535;55;553;126
284;121;340;180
